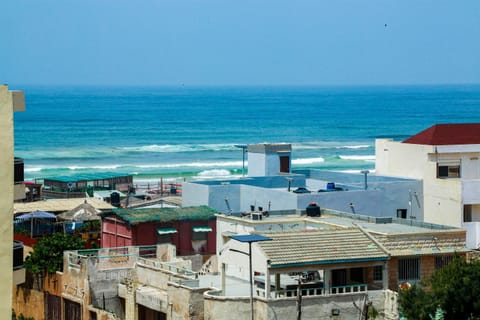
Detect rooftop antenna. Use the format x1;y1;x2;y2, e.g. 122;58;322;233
286;177;293;192
360;170;370;190
224;197;232;215
235;144;248;177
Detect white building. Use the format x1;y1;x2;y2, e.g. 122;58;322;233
183;143;423;220
376;123;480;248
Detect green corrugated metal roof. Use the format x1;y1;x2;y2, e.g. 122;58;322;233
103;205;217;225
44;172;132;183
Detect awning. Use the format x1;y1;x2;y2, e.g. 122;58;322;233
193;226;212;233
15;211;56;221
156;228;177;235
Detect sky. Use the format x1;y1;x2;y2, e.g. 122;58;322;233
1;0;480;86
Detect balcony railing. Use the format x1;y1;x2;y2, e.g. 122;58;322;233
256;283;367;298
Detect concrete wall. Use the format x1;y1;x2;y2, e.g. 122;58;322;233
204;289;398;320
182;183;211;207
424;178;462;227
12;286;45;320
376;139;434;179
0;85;20;319
168;284;208;319
248;152;267;177
463;221;480;249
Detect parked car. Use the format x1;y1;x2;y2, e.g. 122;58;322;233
293;187;311;194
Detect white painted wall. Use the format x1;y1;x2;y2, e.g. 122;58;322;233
376;139;434;179
248;152;267;177
375;138;480;227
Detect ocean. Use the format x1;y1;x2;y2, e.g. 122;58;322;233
13;85;480;184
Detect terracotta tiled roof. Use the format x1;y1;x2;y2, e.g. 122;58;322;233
375;233;467;257
403;123;480;145
257;228;389;268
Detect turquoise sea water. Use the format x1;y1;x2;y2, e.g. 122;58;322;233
13;85;480;182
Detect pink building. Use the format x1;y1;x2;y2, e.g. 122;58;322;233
101;206;217;256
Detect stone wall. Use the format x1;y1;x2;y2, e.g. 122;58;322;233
12;286;45;320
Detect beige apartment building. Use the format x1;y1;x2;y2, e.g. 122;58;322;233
0;85;25;319
376;124;480;248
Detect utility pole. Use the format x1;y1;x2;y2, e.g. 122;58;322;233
297;278;302;320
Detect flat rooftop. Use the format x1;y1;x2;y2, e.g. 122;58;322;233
217;208;458;235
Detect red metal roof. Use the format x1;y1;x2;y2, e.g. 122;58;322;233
403;123;480;145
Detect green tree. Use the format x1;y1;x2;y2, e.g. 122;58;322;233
428;256;480;319
399;284;436;320
399;256;480;320
24;232;84;274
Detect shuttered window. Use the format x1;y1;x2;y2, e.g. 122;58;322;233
398;258;420;282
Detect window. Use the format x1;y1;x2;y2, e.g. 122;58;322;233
350;267;364;283
437;163;460;178
398;258;420;282
397;209;407;219
373;265;383;281
156;227;176;244
435;255;454;269
192;231;207;241
464;205;473;222
192;226;211;241
157;234;173;244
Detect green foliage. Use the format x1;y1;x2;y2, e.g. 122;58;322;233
399;284;436;320
24;232;84;274
399;256;480;320
368;304;379;319
12;310;35;320
75;220;100;233
428;256;480;319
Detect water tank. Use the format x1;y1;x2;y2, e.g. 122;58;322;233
110;192;121;207
306;203;321;217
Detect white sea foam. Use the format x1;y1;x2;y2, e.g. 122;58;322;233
193;169;241;180
121;143;237;153
24;167;43;172
294;142;371;150
338;145;370;149
292;157;325;165
339;155;376;161
334;169;377;174
197;169;232;177
136;161;243;169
